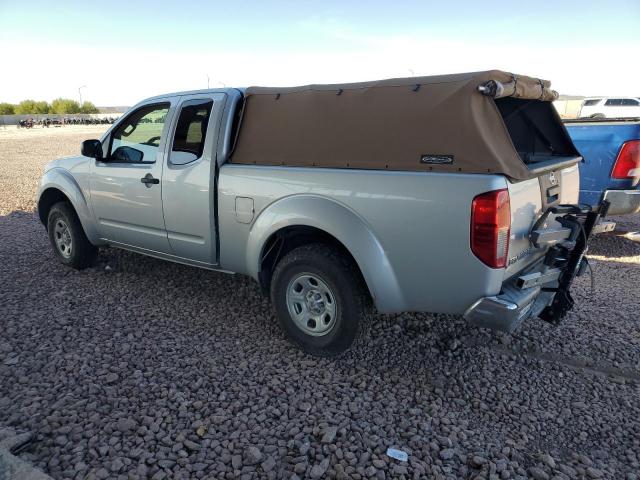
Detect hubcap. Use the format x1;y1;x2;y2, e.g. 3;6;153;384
286;273;338;336
53;219;73;258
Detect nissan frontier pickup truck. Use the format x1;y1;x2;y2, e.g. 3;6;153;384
37;71;612;356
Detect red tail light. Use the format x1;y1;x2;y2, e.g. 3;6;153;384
471;189;511;268
611;140;640;182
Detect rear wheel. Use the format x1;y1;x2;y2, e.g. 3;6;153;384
590;113;605;119
270;243;369;356
47;202;97;269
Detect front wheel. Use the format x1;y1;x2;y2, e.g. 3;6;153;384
270;243;370;356
47;202;97;269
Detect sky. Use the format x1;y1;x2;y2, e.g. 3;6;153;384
0;0;638;106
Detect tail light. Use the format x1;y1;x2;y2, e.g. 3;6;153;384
611;140;640;183
471;189;511;268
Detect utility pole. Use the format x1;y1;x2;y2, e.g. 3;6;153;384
207;75;210;89
78;85;87;106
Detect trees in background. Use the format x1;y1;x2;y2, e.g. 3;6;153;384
80;101;99;114
0;103;15;114
50;98;81;114
0;99;100;114
15;100;50;114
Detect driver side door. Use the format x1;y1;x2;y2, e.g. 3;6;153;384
89;99;176;254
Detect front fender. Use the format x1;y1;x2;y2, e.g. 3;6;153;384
246;195;405;313
38;168;102;245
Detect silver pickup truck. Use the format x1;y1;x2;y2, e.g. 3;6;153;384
37;70;612;356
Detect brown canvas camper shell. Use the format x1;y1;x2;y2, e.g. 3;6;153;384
230;70;581;181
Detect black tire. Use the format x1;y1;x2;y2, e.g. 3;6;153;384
270;243;370;356
47;202;97;269
590;113;605;119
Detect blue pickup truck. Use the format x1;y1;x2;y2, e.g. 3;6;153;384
565;118;640;215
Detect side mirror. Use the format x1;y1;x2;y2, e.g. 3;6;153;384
81;139;103;159
111;146;144;163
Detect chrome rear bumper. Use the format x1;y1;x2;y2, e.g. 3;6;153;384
464;283;546;333
603;189;640;215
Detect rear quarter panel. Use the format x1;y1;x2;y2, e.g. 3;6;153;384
218;165;508;314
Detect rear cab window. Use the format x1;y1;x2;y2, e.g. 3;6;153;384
170;99;214;165
582;99;601;106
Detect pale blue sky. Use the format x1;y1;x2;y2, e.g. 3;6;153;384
1;0;638;105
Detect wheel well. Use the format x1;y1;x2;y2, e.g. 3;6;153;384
258;226;370;298
38;188;70;228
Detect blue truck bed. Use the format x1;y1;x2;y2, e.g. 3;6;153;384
565;118;640;214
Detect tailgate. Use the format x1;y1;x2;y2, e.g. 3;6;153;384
505;163;580;278
492;97;583;278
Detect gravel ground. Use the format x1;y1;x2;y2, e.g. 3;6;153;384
0;126;639;480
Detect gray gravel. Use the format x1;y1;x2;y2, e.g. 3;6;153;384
1;127;639;479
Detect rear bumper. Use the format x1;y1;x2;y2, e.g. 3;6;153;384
602;189;640;215
465;200;614;332
464;281;551;332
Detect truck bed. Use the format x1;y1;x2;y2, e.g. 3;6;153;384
217;165;508;314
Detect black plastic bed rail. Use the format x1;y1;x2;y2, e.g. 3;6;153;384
537;200;611;325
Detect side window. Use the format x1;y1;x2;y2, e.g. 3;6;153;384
621;98;639;106
109;103;170;163
605;99;622;106
583;99;601;107
170;99;213;165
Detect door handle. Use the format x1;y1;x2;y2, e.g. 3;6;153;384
140;174;159;187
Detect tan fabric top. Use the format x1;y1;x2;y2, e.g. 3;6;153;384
230;70;563;180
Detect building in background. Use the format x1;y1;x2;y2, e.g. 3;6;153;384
553;95;585;119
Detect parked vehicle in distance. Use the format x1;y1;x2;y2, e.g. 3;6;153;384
566;118;640;215
579;97;640;119
37;70;612;356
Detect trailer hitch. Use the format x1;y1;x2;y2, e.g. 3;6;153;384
538;200;611;325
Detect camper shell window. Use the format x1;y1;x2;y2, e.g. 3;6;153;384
494;97;579;165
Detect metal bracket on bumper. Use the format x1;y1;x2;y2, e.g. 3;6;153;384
538;200;611;325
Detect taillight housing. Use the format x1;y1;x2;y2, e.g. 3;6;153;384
471;189;511;268
611;140;640;184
